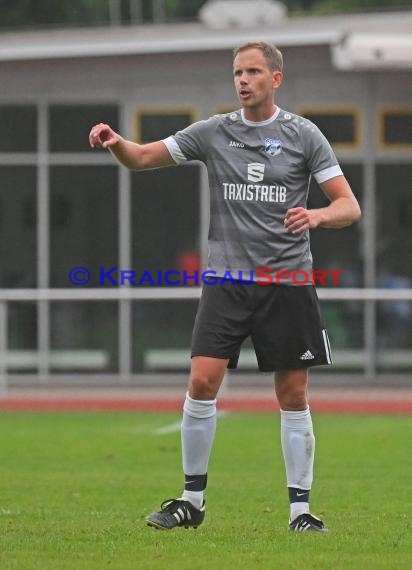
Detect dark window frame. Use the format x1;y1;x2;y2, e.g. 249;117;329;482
48;103;119;152
379;107;412;148
0;104;37;153
135;108;197;143
298;107;362;149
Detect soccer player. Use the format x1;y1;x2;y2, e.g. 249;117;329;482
89;42;361;532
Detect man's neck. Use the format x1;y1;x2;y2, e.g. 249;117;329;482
243;104;277;123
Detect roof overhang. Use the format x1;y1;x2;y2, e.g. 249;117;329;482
0;25;338;62
332;33;412;70
0;11;411;70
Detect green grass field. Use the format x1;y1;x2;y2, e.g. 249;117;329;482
0;411;411;569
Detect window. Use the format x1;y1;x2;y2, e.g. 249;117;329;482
48;164;119;373
49;166;118;287
376;163;412;363
0;166;37;364
48;104;119;152
308;164;363;287
136;110;195;143
375;164;412;283
299;108;361;148
133;300;198;372
308;164;364;357
0;166;37;288
379;108;412;147
0;105;37;152
8;302;37;373
130;162;200;372
50;301;118;373
131;164;201;282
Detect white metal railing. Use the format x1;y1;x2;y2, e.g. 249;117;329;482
0;287;411;395
1;287;412;302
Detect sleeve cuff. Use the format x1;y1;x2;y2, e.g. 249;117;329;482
313;165;343;184
162;136;187;165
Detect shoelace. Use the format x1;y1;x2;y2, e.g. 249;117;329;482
161;499;189;512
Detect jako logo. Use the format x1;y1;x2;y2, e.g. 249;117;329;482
247;162;265;183
229;140;245;148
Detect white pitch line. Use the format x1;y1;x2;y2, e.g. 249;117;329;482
153;420;182;435
152;410;229;435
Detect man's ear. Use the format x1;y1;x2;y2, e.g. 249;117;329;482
273;71;283;89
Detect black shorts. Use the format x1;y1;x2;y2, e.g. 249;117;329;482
191;280;332;372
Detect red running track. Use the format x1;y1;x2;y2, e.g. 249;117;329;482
0;398;412;414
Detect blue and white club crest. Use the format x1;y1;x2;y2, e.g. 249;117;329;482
264;138;282;157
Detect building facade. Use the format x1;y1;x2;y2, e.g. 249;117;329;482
0;13;411;384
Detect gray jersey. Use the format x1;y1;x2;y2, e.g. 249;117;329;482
163;107;342;284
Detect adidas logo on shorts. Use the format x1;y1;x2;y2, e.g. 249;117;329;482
299;350;314;360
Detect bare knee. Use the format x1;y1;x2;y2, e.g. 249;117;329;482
188;356;228;400
189;375;218;400
278;390;307;410
275;369;308;411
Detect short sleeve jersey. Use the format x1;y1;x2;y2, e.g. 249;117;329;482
163;107;342;283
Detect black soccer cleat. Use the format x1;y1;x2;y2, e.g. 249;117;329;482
289;512;328;532
146;498;205;530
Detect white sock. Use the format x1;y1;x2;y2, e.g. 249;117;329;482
181;392;217;509
280;408;315;518
290;501;309;521
181;490;204;510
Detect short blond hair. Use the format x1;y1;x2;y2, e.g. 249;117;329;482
233;42;283;72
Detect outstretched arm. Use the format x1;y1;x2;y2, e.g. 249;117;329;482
284;175;361;234
89;123;175;170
